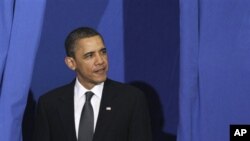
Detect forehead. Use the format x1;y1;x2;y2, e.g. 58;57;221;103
75;35;105;52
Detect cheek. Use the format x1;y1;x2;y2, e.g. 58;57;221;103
76;61;91;71
78;66;92;77
81;62;94;71
104;57;109;64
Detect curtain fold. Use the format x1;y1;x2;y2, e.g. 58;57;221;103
0;0;15;85
178;0;200;141
178;0;250;141
0;0;46;141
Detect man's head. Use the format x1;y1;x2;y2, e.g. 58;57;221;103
64;27;109;89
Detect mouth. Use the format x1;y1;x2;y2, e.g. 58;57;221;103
94;67;106;74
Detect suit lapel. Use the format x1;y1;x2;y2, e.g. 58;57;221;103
57;81;77;141
93;79;118;140
55;79;117;141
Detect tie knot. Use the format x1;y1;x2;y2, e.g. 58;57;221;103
85;91;94;102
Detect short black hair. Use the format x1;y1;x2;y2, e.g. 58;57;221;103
64;27;104;57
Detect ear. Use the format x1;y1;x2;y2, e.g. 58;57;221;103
65;57;76;71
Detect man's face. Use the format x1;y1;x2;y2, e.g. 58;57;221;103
65;35;109;89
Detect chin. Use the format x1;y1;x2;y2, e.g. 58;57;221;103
95;77;107;84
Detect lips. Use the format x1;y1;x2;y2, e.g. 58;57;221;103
94;67;106;74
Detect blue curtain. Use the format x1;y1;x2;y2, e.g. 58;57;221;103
178;0;250;141
0;0;46;141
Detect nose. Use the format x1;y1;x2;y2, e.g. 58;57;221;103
95;53;104;65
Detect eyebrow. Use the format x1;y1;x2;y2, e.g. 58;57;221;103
83;47;106;56
100;48;107;51
83;51;94;57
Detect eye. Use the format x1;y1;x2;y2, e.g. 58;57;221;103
101;48;107;55
84;52;94;59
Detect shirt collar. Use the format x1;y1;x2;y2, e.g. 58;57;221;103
74;78;104;99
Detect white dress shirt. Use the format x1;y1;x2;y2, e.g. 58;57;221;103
74;78;103;138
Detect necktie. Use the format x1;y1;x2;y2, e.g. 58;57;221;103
78;91;94;141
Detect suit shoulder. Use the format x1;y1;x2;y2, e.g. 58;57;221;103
39;81;74;102
106;79;144;95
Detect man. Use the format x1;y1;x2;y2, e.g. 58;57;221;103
33;27;152;141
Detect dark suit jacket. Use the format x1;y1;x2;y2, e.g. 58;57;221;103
33;79;152;141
